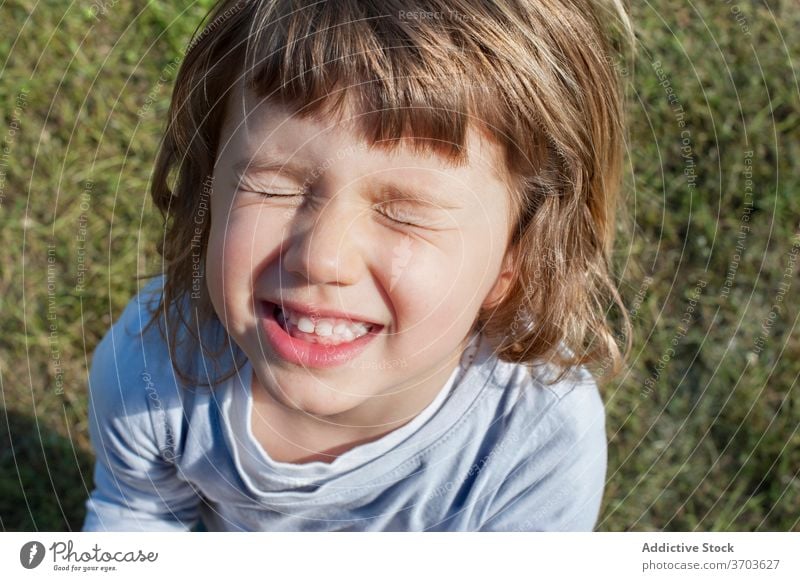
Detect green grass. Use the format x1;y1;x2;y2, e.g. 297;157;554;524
1;0;798;531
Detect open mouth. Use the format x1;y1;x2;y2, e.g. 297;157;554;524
261;301;383;368
270;302;383;346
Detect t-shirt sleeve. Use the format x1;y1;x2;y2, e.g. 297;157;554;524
478;378;608;532
82;284;202;532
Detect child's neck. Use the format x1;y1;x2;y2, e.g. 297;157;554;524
248;349;464;465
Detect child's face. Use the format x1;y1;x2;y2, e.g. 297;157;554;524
206;84;515;424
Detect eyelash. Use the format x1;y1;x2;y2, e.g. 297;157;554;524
377;206;424;228
246;190;426;228
254;191;303;198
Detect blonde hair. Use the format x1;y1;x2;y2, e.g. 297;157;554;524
144;0;635;387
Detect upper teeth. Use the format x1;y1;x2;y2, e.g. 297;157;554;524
280;306;373;340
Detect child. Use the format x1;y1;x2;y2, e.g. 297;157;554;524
83;0;633;531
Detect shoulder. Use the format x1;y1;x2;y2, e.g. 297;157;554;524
492;357;605;462
526;362;606;445
480;346;606;445
87;276;186;458
83;277;208;531
473;354;607;530
89;275;173;398
460;336;606;455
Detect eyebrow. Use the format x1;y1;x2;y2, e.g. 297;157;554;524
232;154;463;210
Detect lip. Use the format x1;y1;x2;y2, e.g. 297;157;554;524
260;301;382;368
265;298;383;326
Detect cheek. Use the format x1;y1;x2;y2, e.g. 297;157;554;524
387;239;484;330
205;213;273;322
210;208;282;272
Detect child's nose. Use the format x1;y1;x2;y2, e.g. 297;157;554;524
281;202;365;286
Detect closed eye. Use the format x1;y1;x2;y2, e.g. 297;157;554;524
375;204;428;228
242;187;308;198
240;188;432;228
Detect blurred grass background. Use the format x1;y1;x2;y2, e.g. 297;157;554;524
1;0;798;531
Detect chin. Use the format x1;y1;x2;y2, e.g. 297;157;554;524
258;368;365;418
